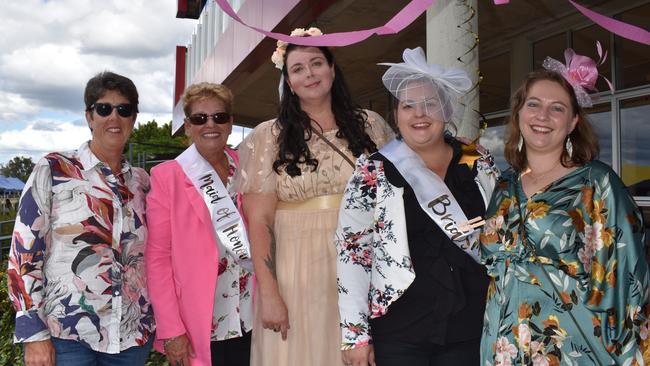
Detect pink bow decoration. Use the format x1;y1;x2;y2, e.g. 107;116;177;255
542;41;613;108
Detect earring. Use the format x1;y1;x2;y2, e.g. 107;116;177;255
517;134;524;152
290;88;295;95
565;136;573;158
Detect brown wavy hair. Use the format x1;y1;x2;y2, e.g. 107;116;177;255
504;70;599;171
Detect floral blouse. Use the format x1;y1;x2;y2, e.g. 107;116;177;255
7;142;153;353
335;146;499;350
211;152;253;341
480;161;649;365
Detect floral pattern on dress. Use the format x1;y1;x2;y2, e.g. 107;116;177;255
479;161;650;366
7;142;153;353
210;152;254;341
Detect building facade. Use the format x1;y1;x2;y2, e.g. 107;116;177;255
172;0;650;229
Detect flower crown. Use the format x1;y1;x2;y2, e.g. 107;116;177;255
270;27;323;70
542;41;613;108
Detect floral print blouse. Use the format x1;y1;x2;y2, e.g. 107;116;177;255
480;161;649;365
336;146;499;350
211;152;253;341
7;142;154;353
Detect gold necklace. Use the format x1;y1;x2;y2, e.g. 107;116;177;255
525;161;561;184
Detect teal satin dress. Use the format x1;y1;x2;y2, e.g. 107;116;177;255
479;160;649;366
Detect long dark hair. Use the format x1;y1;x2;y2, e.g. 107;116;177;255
272;44;377;177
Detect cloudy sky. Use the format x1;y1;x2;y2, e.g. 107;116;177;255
0;0;206;165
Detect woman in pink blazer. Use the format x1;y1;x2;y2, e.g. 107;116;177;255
146;83;254;366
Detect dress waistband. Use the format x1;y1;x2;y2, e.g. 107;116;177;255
276;194;343;210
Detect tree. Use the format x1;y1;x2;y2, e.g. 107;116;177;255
0;156;35;182
126;120;188;171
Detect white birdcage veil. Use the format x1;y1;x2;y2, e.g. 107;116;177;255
379;47;472;125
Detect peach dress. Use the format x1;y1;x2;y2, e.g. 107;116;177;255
237;111;393;366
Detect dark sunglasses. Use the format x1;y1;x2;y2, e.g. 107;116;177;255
89;103;135;118
187;112;231;125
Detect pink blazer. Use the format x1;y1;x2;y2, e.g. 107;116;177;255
145;148;240;366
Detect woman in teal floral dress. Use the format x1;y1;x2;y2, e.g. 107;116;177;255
479;60;650;364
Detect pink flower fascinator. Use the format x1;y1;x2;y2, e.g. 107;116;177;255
542;41;613;108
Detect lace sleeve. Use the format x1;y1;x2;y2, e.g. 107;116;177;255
235;119;279;194
363;109;395;149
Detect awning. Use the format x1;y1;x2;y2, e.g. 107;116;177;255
0;176;25;192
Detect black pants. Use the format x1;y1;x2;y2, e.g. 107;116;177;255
373;337;480;366
210;331;251;366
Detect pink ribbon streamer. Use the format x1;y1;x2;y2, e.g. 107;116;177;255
213;0;435;47
215;0;649;47
568;0;650;45
495;0;650;45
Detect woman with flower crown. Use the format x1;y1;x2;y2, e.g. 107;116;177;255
335;47;499;366
236;27;394;365
479;44;650;365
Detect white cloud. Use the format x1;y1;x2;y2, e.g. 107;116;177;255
0;91;40;122
136;113;174;126
0;119;91;164
0;0;196;125
0;0;253;165
479;125;508;170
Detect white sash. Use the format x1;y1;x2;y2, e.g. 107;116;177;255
176;144;253;271
380;139;481;263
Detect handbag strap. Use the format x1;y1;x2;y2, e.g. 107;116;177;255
310;124;356;168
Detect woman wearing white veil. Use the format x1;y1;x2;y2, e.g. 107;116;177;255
335;47;499;366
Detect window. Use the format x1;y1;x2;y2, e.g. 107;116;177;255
585;103;612;166
479;116;509;171
620;95;650;197
479;52;511;113
533;32;566;70
616;4;650;90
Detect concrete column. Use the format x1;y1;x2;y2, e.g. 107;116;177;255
510;36;531;94
426;0;479;140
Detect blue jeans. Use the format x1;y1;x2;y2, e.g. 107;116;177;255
50;336;153;366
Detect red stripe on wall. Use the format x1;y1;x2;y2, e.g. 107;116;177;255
174;46;187;106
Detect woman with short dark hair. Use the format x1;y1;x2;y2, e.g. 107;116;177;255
8;71;154;366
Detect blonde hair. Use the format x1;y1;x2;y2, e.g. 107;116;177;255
182;82;233;117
